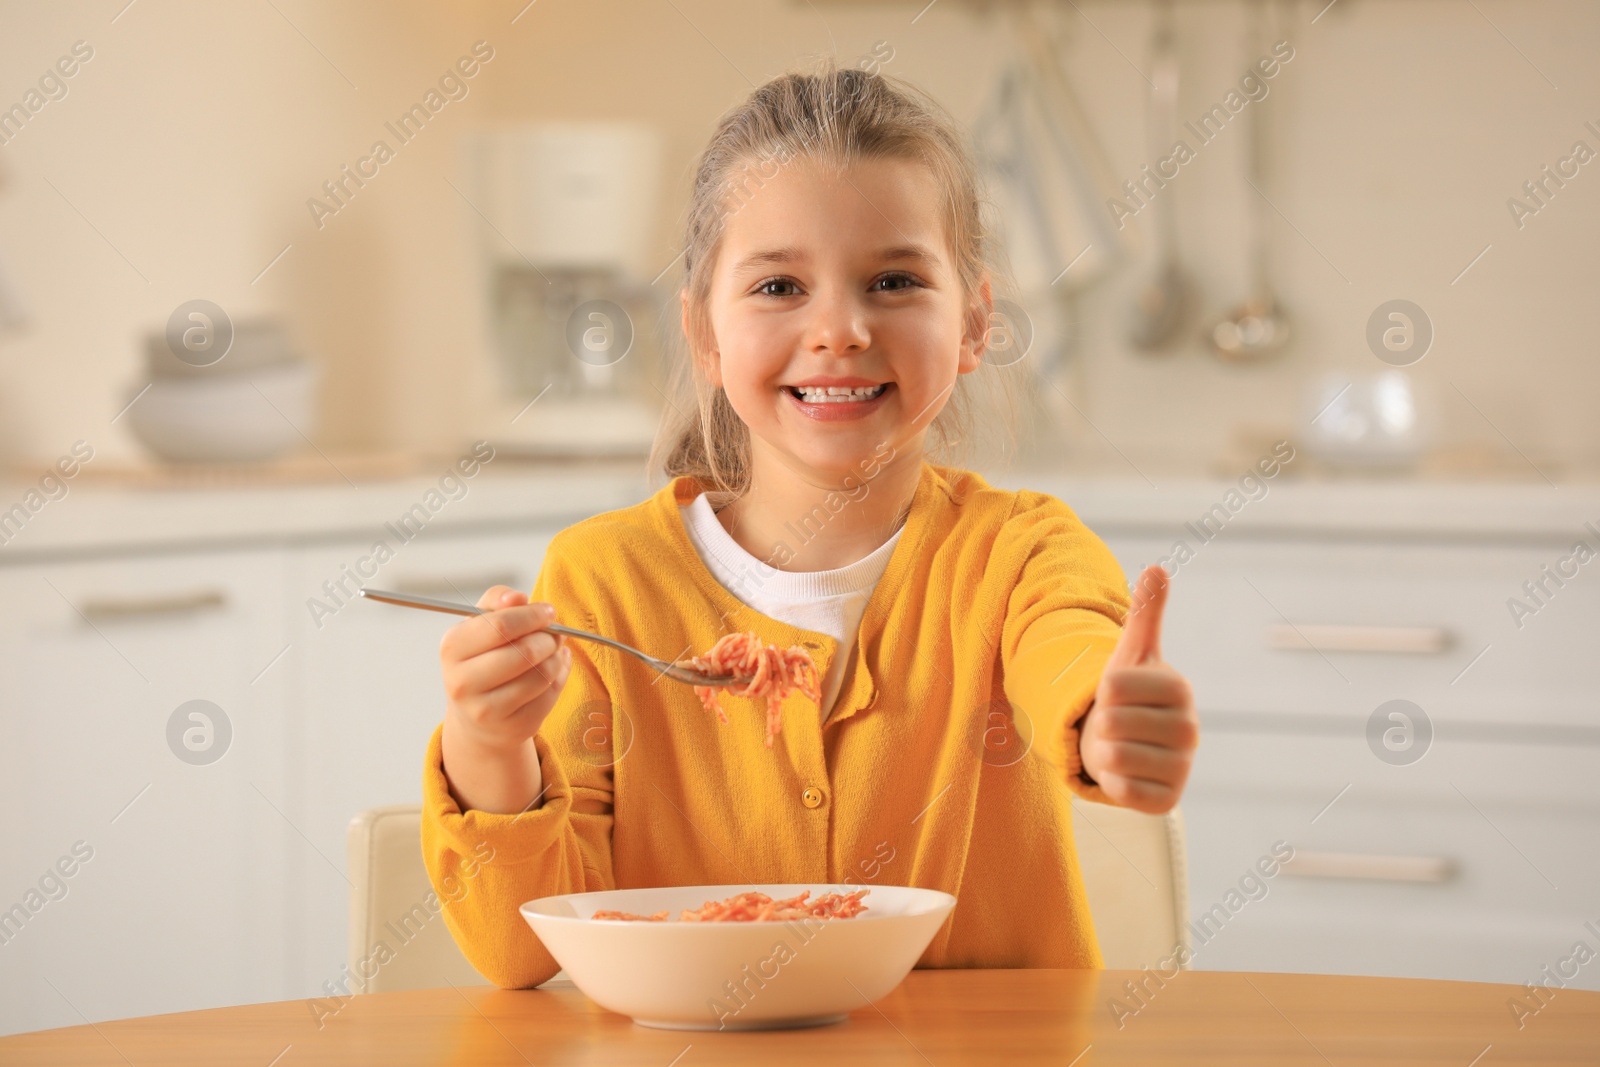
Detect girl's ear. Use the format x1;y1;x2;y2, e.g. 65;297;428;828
957;275;994;374
680;289;722;388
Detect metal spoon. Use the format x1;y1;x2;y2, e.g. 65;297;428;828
356;587;742;686
1128;0;1192;351
1208;0;1290;362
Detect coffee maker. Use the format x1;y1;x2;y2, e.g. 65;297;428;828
466;122;666;457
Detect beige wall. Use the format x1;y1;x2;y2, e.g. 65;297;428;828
1;0;1596;475
0;0;499;462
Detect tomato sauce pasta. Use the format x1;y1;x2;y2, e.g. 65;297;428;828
592;889;869;923
675;631;820;748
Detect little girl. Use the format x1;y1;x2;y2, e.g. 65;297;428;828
426;60;1197;989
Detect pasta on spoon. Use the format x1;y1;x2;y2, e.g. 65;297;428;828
675;631;821;748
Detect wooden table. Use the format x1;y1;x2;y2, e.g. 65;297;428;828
4;970;1597;1065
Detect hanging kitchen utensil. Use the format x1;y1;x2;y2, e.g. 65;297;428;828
1208;0;1290;362
972;61;1118;299
0;155;29;331
1010;4;1131;292
973;63;1064;292
969;6;1133;390
1127;0;1192;351
970;61;1076;382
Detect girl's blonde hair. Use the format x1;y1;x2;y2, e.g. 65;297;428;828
649;56;1026;497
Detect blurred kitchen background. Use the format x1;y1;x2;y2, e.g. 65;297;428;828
3;0;1598;1038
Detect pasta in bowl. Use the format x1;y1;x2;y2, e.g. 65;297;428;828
520;883;956;1030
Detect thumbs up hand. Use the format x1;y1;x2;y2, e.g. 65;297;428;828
1079;565;1199;814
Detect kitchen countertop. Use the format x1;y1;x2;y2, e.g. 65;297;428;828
1;458;1597;562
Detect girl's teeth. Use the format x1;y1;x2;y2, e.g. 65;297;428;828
791;384;887;403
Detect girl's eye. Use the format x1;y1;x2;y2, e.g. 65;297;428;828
751;273;923;298
873;272;922;292
754;277;801;298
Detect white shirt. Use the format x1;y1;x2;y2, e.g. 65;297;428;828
678;492;905;722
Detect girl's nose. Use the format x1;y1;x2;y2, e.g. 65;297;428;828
803;288;871;356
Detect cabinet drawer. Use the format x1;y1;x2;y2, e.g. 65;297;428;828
1178;731;1600;989
1104;536;1600;727
1184;790;1600;990
0;550;296;1032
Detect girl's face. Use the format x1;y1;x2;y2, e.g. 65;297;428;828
688;155;990;482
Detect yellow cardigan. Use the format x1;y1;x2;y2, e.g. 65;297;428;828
421;460;1131;988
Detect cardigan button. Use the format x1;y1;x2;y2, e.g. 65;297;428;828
801;786;825;809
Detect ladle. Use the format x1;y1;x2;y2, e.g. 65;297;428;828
1128;0;1192;351
1208;0;1291;363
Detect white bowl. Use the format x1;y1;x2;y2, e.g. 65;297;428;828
144;317;301;379
520;883;955;1031
125;360;317;464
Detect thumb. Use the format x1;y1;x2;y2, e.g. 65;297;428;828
1109;564;1169;667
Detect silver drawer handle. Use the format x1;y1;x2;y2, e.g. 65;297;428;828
79;589;227;622
1281;851;1456;883
394;574;521;599
1266;624;1452;654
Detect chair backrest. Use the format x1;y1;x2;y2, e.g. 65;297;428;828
1071;801;1191;969
347;801;1189;992
347;806;488;994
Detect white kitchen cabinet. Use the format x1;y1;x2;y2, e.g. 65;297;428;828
0;549;296;1032
1098;532;1600;991
0;523;561;1036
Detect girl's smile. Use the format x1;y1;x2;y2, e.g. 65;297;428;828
782;379;894;421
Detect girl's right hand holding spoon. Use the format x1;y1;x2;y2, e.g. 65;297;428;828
439;586;572;815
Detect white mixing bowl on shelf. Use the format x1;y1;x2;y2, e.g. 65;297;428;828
124;360;318;464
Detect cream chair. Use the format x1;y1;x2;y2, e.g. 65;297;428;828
348;801;1189;992
1071;801;1191;969
347;806;489;993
